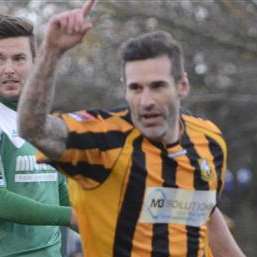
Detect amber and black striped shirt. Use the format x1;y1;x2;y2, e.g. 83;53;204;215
38;108;227;257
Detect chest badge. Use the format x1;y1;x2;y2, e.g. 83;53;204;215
198;159;212;181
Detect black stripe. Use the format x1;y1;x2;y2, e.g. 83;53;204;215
86;109;112;119
122;110;133;125
186;226;200;257
161;148;178;188
181;127;206;256
181;131;209;190
151;148;177;257
152;224;169;257
89;108;129;119
206;136;224;194
113;136;146;257
66;131;128;150
55;162;110;183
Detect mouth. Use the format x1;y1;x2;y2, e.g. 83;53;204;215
140;113;163;126
2;80;20;84
1;80;20;89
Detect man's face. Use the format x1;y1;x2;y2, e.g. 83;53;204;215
0;37;33;100
125;55;189;144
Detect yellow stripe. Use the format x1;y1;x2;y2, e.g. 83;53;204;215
62;113;132;133
60;148;121;169
131;139;162;256
169;224;188;256
184;117;227;191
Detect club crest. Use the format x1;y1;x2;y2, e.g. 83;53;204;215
198;159;212;181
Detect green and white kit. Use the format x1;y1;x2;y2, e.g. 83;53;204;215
0;102;71;257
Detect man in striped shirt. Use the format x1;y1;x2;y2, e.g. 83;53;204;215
18;0;246;256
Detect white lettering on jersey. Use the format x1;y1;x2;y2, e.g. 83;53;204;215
15;155;57;182
16;155;55;172
15;173;57;182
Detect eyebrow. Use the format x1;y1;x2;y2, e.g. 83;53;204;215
0;52;27;57
14;53;27;56
150;80;168;85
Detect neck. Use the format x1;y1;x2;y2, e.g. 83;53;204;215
0;97;18;111
162;119;180;146
162;115;184;146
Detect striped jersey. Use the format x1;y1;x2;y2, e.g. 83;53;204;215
38;108;227;257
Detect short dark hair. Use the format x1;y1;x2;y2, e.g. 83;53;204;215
0;15;36;59
120;31;184;83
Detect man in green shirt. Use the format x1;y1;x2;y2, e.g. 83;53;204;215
0;15;77;257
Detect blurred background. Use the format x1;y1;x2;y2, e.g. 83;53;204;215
1;0;257;256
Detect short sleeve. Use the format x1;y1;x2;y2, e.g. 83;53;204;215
37;109;132;189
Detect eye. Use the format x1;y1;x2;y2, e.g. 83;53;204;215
14;54;26;63
151;81;167;90
0;55;6;65
128;83;142;92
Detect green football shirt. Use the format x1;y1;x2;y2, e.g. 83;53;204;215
0;102;64;257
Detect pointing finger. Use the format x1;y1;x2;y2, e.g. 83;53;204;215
81;0;96;17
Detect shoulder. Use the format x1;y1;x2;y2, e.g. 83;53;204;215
182;114;223;135
182;114;227;154
66;106;130;120
60;107;133;133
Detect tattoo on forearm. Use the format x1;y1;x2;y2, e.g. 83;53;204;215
18;45;67;158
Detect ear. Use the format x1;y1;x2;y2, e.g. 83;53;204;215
177;72;190;99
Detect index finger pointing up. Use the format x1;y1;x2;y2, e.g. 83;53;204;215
81;0;96;17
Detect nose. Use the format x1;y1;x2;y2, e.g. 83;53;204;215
1;59;15;75
140;88;155;110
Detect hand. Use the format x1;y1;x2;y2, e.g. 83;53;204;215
44;0;96;54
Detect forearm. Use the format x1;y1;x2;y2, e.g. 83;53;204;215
208;208;246;257
18;1;94;159
18;43;68;159
0;188;71;226
18;44;60;140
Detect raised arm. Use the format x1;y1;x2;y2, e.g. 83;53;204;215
18;0;96;159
